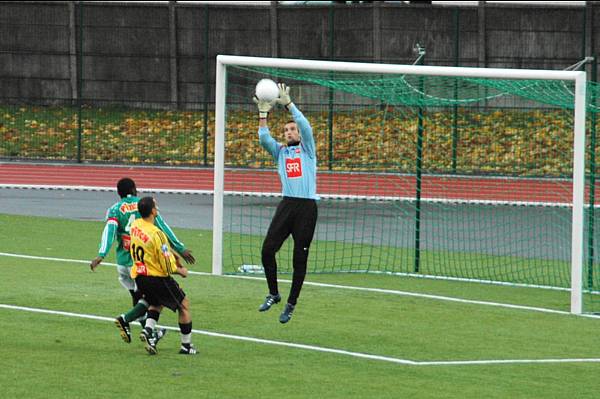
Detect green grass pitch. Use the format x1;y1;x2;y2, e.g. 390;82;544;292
1;213;600;398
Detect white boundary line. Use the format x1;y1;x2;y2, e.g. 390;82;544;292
3;251;600;320
0;304;417;365
3;303;600;367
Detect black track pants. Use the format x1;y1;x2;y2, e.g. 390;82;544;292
261;197;318;305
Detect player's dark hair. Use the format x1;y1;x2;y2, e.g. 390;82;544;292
117;177;137;198
138;196;156;218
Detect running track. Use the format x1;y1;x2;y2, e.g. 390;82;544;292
0;162;587;205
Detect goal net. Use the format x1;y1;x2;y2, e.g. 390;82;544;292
213;55;594;314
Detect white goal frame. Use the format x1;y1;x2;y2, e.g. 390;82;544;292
212;55;587;314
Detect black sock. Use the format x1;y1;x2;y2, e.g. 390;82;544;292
179;322;192;344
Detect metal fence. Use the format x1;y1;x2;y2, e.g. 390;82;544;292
1;1;599;166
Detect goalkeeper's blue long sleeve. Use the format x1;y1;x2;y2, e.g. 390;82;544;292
258;104;318;200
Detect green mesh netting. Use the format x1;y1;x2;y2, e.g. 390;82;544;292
236;66;600;111
221;65;600;312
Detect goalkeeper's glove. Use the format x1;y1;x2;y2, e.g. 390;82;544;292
276;83;293;110
253;96;276;119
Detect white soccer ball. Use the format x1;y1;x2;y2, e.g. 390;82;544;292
255;79;279;102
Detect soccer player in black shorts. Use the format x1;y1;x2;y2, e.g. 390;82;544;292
129;196;197;355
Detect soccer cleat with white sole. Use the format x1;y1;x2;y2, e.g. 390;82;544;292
179;343;198;355
114;316;131;343
139;328;158;355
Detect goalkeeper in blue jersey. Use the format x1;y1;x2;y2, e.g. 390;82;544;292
89;177;195;342
254;83;319;323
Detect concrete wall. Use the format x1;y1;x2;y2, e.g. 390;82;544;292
0;1;598;106
0;3;72;101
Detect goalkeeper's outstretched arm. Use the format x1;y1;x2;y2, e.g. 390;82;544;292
255;95;281;159
277;83;315;157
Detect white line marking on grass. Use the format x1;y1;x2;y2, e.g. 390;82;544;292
3;251;600;320
222;274;590;318
2;303;600;367
417;358;600;366
0;252;98;265
0;303;415;366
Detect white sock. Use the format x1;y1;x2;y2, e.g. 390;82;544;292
145;318;157;331
181;333;192;345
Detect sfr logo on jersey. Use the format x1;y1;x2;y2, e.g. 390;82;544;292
285;157;302;178
135;261;147;276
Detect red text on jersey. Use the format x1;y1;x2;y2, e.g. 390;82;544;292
130;226;150;243
120;202;138;214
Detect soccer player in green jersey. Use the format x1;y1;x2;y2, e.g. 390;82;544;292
89;177;195;343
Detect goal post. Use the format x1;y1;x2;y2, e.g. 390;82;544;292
212;55;587;314
572;74;587;314
212;56;227;277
